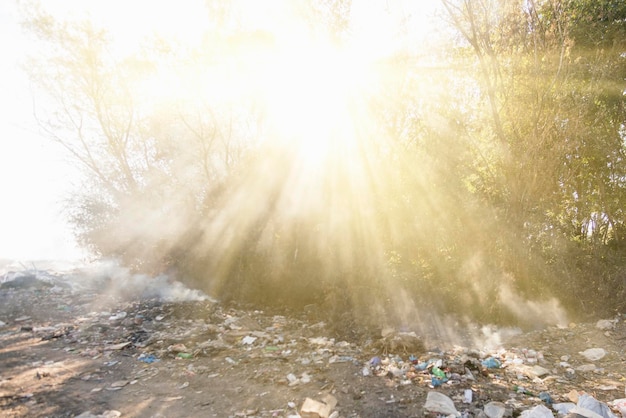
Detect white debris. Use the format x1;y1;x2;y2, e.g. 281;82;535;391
241;336;257;345
424;391;461;417
521;405;554;418
484;401;506;418
579;348;607;361
595;319;615;330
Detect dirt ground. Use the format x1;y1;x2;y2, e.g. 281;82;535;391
0;267;625;418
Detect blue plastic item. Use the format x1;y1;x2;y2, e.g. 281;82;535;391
481;357;501;368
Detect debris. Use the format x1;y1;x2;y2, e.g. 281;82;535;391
595;320;615;330
552;402;576;415
520;404;553;418
168;343;188;353
108;312;127;321
576;364;597;372
108;380;129;390
484;401;506;418
482;357;502;368
576;394;619;418
176;352;193;359
532;365;551;378
539;391;553;405
609;399;626;418
241;335;257;345
300;394;338;418
75;411;121;418
137;353;159;363
105;342;131;351
464;389;473;404
423;391;460;417
579;348;607;361
287;373;298;386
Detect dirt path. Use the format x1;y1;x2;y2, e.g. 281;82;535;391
1;269;625;418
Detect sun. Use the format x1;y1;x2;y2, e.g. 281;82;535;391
259;44;370;169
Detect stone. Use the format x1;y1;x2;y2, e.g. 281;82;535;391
576;364;597;372
579;348;606;361
531;365;551;378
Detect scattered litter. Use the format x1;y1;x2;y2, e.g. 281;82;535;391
1;262;625;417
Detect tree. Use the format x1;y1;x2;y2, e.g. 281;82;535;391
441;0;626;313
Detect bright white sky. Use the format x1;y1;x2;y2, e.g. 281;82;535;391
0;1;84;261
0;0;440;262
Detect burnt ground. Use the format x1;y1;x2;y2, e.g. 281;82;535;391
0;268;625;418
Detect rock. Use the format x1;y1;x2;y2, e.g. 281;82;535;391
531;365;551;378
424;391;460;417
300;394;337;418
567;390;580;403
484;401;507;418
109;380;129;389
576;364;597;372
579;348;606;361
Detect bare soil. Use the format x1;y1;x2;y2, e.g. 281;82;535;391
0;270;625;418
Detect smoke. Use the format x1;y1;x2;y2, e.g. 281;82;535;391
498;283;568;329
65;259;213;303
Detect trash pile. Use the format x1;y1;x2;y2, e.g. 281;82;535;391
0;266;625;418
